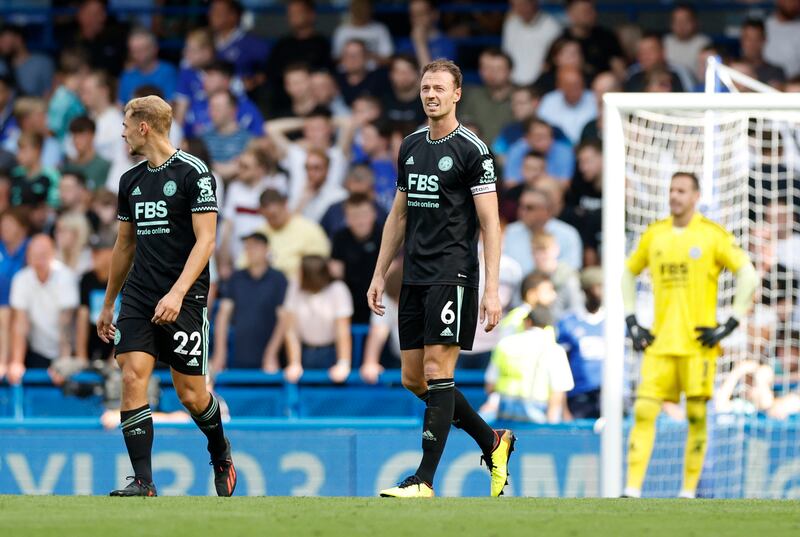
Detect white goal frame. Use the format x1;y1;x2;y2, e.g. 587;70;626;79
600;92;800;498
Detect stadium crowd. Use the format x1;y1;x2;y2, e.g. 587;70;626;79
0;0;798;423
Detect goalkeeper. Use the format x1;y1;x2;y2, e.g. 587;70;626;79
622;172;757;499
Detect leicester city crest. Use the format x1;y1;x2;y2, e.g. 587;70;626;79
114;329;121;345
689;246;702;259
163;180;177;197
438;156;453;172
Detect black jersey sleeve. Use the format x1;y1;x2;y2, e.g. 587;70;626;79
463;147;497;197
117;175;131;222
185;167;219;213
396;142;407;192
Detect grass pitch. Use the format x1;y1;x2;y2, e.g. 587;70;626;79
1;496;798;537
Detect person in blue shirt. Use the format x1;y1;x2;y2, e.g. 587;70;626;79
396;0;457;65
201;90;253;177
0;207;30;375
118;28;178;104
209;0;271;79
557;266;605;419
174;28;217;127
505;116;575;183
184;60;264;139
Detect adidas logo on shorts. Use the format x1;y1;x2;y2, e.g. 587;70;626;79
440;327;454;337
187;357;199;366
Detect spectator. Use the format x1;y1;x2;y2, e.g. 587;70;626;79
320;164;387;238
360;259;403;383
54;211;92;275
352;119;396;212
500;150;550;223
663;3;711;79
63;116;111;192
531;232;582;318
561;0;625;77
714;359;775;415
504;187;583;273
265;0;333;111
502;0;561;85
201;90;252;180
310;69;350;118
740;19;786;88
11;132;60;209
273;63;318;119
57;171;91;217
764;0;800;79
505;117;575;183
218;143;287;274
396;0;457;67
292;149;346;223
3;97;62;169
283;255;353;383
335;39;389;107
562;140;603;267
79;70;125;166
332;0;394;61
344;95;384;163
62;0;127;75
212;231;289;372
537;66;597;144
382;54;426;131
0;25;55;98
118;27;178;104
6;235;79;384
208;0;270;79
498;271;557;337
330;193;383;325
174;28;216;126
0;208;29;376
459;48;515;143
624;32;686;93
495;86;542;164
256;189;330;279
0;75;15;146
75;234;118;363
480;306;574;423
185;63;264;141
579;71;620;144
533;37;591;96
266;106;348;206
557;266;605;419
47;49;88;142
88;188;118;245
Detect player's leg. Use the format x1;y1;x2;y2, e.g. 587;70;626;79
679;350;715;498
624;352;677;497
110;310;159;497
164;305;236;497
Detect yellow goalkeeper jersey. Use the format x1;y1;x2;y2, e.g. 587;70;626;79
626;213;748;356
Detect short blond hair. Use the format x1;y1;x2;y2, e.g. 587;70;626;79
123;95;172;135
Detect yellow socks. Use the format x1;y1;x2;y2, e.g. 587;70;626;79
625;397;661;495
682;398;708;497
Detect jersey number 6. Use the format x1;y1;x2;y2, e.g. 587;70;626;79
441;301;455;325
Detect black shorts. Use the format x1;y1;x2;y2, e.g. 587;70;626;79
114;294;209;376
398;284;478;351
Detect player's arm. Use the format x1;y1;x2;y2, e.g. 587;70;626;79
474;192;502;331
622;228;655;351
367;190;407;316
152;212;216;325
97;221;136;343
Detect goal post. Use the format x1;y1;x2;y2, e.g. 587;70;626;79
601;92;800;498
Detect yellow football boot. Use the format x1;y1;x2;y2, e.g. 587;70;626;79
379;475;434;498
485;429;516;497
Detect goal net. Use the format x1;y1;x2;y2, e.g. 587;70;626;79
601;92;800;498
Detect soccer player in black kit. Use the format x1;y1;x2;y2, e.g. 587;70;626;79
368;60;515;498
97;96;236;497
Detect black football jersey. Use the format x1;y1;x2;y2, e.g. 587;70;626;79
117;150;218;305
396;124;498;288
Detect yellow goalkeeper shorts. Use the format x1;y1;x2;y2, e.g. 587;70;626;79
637;349;716;402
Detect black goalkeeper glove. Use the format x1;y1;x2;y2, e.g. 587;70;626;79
626;315;655;352
695;317;739;348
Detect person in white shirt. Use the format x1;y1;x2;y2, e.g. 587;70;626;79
5;234;79;384
502;0;562;84
79;70;125;165
480;306;575;423
663;4;710;78
218;143;288;276
764;0;800;78
291;148;346;223
331;0;393;62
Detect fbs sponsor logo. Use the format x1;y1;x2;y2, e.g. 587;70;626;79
405;155;415;166
440;327;454;337
132;186;142;196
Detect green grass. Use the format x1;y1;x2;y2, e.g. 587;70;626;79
1;496;799;537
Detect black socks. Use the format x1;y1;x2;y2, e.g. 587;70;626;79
191;393;227;459
452;387;497;455
120;404;154;482
415;378;455;486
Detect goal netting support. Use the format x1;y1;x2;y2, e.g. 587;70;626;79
602;92;800;498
